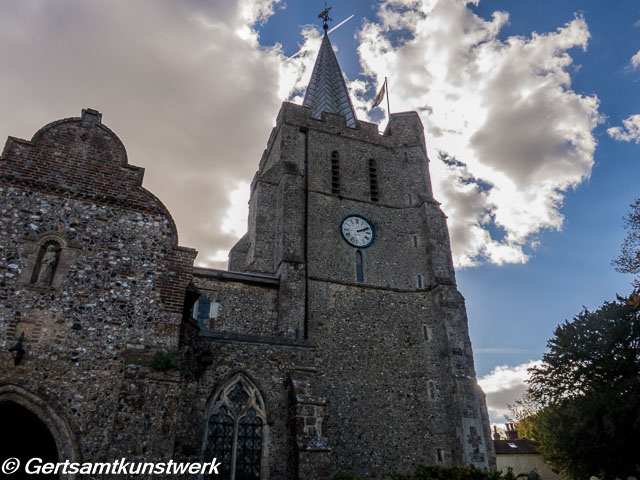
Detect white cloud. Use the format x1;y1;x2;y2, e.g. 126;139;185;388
478;360;542;424
221;181;251;239
355;0;601;267
0;0;313;269
607;114;640;143
632;50;640;69
474;347;530;354
0;0;603;271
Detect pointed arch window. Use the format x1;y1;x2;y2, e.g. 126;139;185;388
331;151;340;195
203;374;266;480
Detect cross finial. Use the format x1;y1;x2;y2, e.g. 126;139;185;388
318;1;333;31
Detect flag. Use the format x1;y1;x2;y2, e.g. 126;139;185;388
372;80;386;108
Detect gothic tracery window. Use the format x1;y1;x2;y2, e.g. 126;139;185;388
204;374;266;480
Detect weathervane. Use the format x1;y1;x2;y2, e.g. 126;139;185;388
318;1;333;31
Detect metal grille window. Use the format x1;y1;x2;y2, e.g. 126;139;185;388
331;151;340;195
368;159;379;202
204;374;266;480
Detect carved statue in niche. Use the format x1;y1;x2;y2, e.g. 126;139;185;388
19;232;79;290
33;242;60;286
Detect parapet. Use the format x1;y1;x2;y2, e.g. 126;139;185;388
0;108;180;244
274;102;428;150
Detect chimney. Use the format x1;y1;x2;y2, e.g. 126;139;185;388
505;423;518;440
492;426;501;440
81;108;102;125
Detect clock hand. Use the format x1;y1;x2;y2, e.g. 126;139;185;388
356;228;370;232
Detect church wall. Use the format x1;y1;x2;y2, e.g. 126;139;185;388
307;193;443;289
308;280;462;476
174;338;315;480
306;128;431;209
191;275;279;336
436;285;496;468
176;268;322;479
246;182;279;273
0;186;185;462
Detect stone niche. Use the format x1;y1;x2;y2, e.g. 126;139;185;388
18;231;80;290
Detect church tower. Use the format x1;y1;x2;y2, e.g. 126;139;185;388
227;25;495;477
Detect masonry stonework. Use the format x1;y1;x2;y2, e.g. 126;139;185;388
0;32;494;480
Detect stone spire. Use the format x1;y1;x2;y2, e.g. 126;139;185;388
302;31;358;128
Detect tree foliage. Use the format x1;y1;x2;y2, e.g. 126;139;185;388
613;198;640;291
525;300;640;479
507;392;543;443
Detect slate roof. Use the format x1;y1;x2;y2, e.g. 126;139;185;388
493;438;540;455
302;33;358;128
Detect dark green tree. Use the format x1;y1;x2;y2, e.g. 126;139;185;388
526;300;640;479
613;198;640;294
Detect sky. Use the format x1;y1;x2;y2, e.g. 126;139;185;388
1;0;640;429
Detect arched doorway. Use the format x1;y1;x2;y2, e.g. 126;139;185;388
0;401;59;478
0;384;79;479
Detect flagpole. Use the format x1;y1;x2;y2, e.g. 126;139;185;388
385;77;391;116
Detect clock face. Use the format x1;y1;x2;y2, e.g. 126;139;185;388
340;215;375;248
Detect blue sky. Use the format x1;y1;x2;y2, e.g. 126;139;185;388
254;0;640;422
1;0;639;425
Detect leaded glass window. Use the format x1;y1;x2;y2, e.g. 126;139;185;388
205;408;234;479
236;410;263;480
204;374;266;480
